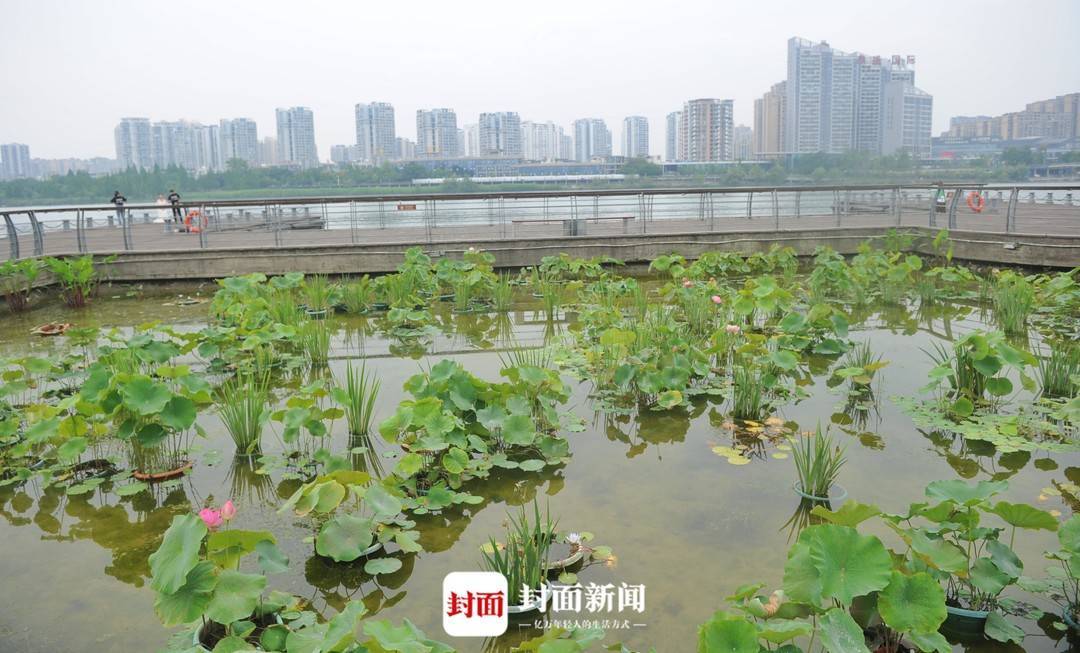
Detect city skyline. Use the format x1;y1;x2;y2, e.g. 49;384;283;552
1;0;1076;161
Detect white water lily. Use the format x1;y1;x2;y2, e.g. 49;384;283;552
565;532;582;545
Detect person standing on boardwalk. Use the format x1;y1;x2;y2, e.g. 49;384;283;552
167;189;182;223
109;190;127;225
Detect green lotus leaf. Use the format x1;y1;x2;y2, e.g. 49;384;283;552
363;619;438;653
211;635;252;653
1060;515;1080;551
807;525;892;605
769;350;799;371
256;539;290;575
285;623;329;653
56;436;87;463
207;529;276;570
315;513;376;562
259;625;289;652
986;539;1023;578
205;570;266;625
970;557;1011;595
809;501;881;527
696;615;758;653
988;501;1059;531
818;607;871;653
755;618;813;644
149;514;208;594
441;447;468;474
925;479;1007;506
907;630;951;653
153;560;217;626
984;611;1025;644
363;483;403;518
121;375;173;415
985;376;1013;397
395;452;424;477
878;571;946;634
503;414;537;446
320;600;368;652
782;536;823;608
135;422;168;447
908;529;968;574
363;557;403;575
160;396;197;431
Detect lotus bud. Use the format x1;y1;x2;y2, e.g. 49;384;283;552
198;507;223;530
221;500;236;522
682;278;693;288
725;324;741;335
711;295;724;305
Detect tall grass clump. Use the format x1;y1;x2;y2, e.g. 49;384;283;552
493;273;514;312
341;276;375;314
219;374;270;455
791;425;846;499
1040;343;1080;398
299;319;331;364
927;341;986;402
732;364;764;420
302;274;338;313
335;361;381;435
992;272;1035;335
499;345;552;371
480;501;555;607
267;289;301;327
538;275;561;318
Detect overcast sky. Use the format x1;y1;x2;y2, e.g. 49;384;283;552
1;0;1077;161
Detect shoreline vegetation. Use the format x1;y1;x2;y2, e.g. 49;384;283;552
2;150;1072;207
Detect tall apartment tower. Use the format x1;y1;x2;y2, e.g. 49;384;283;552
194;124;222;172
882;82;932;158
416;108;459;158
220;118;259;166
679;99;734;162
521;121;565;162
354;102;396;164
478;112;522;157
753;81;787;158
114;117;153;170
0;143;32;180
275;107;319;168
785;37;930;156
621;116;649;158
464;124;481;157
665;111;681;161
572;118;612;162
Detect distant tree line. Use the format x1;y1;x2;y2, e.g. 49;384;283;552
0;150;1070;206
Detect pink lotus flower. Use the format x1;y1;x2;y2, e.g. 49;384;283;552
199;507;223;530
221;500;236;522
711;295;724;304
682;278;693;288
724;324;741;335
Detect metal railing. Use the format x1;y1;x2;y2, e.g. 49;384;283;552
2;183;1079;261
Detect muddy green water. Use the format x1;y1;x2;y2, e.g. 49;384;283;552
0;286;1077;652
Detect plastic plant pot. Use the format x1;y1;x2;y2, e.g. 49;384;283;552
792;482;848;504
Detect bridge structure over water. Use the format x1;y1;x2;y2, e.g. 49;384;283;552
2;183;1079;276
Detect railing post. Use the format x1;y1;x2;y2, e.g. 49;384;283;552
746;191;753;219
771;189;779;231
833;190;841;226
947;188;962;230
794;191;801;219
1006;187;1019;233
892;187;901;225
28;211;44;256
76;209;86;253
199;204;208;249
928;186;938;227
3;213;18;260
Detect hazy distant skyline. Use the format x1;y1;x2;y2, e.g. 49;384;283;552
2;0;1077;161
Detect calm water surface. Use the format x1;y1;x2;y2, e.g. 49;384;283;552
0;284;1077;652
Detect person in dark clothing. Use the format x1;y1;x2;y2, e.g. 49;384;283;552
167;189;182;222
110;190;127;225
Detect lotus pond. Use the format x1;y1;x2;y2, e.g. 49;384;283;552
1;238;1080;653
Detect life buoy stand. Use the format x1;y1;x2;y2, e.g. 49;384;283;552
184;210;208;233
966;192;985;214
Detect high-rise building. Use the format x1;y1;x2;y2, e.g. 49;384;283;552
464;124;481;157
621;116;649;158
572;118;612;162
942;93;1079;142
194;124;221;172
395;137;416;160
733;125;754;161
354;102;396;164
883;81;933;158
785;37;929;156
259;137;278;166
114;117;153;170
678;99;734;162
150;121;200;170
559;133;574;161
275;106;319;168
665;111;681;161
416;108;459;158
220;118;259;166
753;81;787;159
521;121;565;162
478;112;522;157
0;143;32;180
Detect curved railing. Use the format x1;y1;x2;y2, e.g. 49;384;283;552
2;183;1079;261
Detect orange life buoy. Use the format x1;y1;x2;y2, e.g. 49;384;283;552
184;209;208;233
966;192;986;214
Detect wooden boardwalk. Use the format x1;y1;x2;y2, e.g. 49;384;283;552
4;202;1079;259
